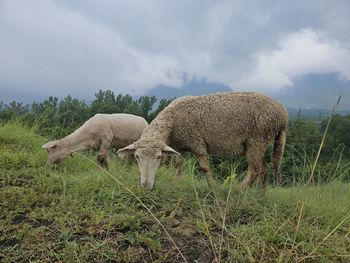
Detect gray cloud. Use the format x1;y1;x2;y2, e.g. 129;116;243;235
0;0;349;108
236;29;350;91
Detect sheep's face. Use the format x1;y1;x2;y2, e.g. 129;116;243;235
134;147;163;189
118;141;180;190
42;141;71;165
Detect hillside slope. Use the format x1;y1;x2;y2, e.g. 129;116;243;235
0;123;349;262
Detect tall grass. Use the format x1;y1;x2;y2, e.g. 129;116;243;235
0;122;349;262
308;95;342;185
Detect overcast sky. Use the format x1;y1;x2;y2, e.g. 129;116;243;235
0;0;349;108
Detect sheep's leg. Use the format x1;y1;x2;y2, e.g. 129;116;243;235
162;155;172;166
97;139;112;168
241;143;265;187
197;155;216;188
97;153;108;168
256;159;268;187
175;155;184;178
241;164;258;187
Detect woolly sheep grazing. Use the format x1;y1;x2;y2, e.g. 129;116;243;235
118;92;288;189
42;113;148;167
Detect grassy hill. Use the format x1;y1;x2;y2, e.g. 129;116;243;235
0;123;349;262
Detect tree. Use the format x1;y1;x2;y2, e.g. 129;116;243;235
0;101;30;122
148;98;174;121
30;96;59;136
8;101;29;115
115;93;133;113
281;119;323;181
90;90;118;115
137;96;157;122
123;101;143;117
31;96;58;116
57;95;89;136
287;119;322;156
321;114;350;159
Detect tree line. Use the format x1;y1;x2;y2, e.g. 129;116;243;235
0;90;173;138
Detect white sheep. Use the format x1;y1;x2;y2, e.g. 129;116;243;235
118;92;288;189
42;113;148;167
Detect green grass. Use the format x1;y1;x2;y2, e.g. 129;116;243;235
0;123;349;262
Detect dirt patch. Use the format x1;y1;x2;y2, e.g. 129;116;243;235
162;217;214;262
0;238;20;248
30;218;55;227
12;212;27;224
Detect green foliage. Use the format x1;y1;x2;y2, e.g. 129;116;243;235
322;114;350;158
57;95;90;136
287;119;322;155
281;117;350;184
123;100;143;117
0;91;176;140
30;96;60;137
282;119;322;183
0;101;29;122
90;90;167;122
90;90;120;115
149;98;174;121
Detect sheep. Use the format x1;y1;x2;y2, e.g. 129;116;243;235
42;113;148;167
118;92;288;189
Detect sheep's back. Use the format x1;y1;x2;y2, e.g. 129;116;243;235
169;92;287;156
87;113;148;148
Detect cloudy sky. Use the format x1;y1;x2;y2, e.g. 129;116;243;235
0;0;349;109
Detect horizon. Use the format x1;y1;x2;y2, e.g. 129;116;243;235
1;90;349;115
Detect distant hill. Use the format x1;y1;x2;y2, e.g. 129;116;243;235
143;72;349;116
144;75;231;99
273;73;350;111
288;108;350;120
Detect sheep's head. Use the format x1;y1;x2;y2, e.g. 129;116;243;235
42;140;72;165
117;140;180;189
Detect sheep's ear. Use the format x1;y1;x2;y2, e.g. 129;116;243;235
162;145;181;156
117;143;136;158
42;141;57;149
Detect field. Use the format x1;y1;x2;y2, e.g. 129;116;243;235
1;122;350;262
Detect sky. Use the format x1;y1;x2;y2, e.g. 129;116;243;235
0;0;349;109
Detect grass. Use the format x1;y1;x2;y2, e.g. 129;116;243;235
0;122;350;262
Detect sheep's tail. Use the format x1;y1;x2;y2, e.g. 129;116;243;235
273;129;286;185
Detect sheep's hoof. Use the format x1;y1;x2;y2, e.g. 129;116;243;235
98;162;108;169
97;156;108;169
274;179;283;187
